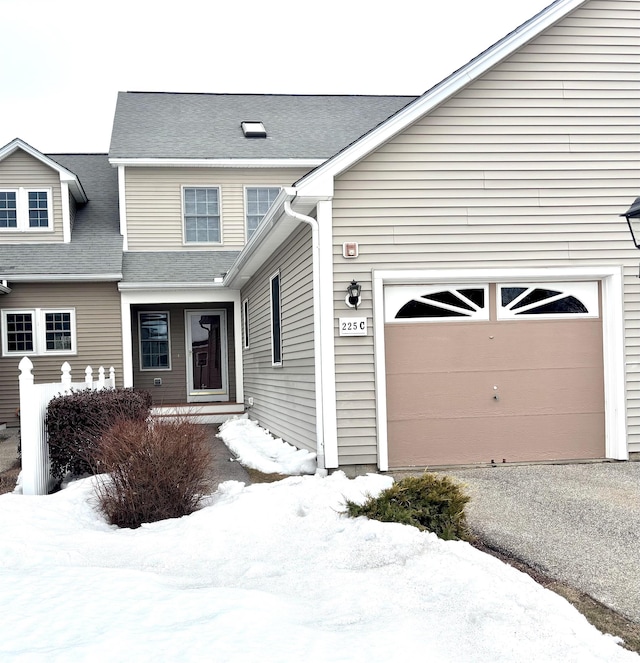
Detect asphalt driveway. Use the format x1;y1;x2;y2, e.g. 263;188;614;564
438;462;640;623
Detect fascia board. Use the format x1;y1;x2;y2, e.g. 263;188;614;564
296;0;587;193
108;157;326;168
0;138;88;203
0;273;122;282
118;282;225;291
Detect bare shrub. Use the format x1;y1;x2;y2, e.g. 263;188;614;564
94;418;213;528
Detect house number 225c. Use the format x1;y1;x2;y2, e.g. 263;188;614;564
339;317;367;336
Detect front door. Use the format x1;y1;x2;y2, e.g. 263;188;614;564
185;310;228;402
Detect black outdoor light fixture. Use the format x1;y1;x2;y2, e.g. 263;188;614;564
620;197;640;249
346;280;362;310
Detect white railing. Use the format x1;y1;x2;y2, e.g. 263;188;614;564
18;357;116;496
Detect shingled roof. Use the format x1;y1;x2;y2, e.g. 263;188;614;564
0;154;122;278
109;92;416;160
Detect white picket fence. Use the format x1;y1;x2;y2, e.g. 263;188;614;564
18;357;116;496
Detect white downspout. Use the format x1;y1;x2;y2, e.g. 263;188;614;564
283;200;326;472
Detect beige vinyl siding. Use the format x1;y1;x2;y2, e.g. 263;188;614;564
131;302;236;403
330;0;640;463
0;149;63;243
0;282;123;425
69;191;76;231
241;223;316;453
124;167;309;250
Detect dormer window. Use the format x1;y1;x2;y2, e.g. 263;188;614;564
241;121;267;138
0;188;51;231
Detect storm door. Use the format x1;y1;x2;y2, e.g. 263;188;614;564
185;310;228;402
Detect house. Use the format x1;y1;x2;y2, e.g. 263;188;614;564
1;0;639;472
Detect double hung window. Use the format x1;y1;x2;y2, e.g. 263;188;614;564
2;309;75;356
183;187;221;243
0;188;51;230
246;187;280;240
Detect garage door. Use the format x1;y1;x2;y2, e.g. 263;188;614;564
384;282;605;467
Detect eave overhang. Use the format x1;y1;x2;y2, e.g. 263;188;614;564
0;138;88;203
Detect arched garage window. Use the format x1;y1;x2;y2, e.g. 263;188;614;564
384;285;489;322
498;282;599;319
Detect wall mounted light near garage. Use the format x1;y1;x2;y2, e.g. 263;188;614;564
345;280;362;310
620;197;640;248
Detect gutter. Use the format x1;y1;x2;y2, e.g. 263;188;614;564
0;273;122;282
0;280;11;294
283;199;327;473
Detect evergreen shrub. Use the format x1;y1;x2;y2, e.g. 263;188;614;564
345;473;470;541
47;388;152;480
93;418;212;528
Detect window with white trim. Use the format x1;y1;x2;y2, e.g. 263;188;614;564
384;285;489;323
1;308;75;356
183;187;221;243
270;272;282;365
245;187;280;240
0;188;51;230
138;312;171;370
242;298;250;349
498;282;599;320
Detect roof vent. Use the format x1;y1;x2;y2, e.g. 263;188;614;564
241;121;267;138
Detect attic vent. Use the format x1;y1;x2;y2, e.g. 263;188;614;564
241;121;267;138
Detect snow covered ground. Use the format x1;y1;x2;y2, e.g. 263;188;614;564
0;418;636;662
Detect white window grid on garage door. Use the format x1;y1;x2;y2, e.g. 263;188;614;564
384;282;598;323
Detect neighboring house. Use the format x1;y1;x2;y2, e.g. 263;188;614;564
2;0;639;472
0;141;123;424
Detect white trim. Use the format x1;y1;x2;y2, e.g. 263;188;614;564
233;293;244;403
181;184;223;246
270;271;282;366
296;0;587;197
60;181;71;243
0;187;53;233
138;310;171;371
118;281;224;291
1;307;77;357
0;138;87;202
118;165;128;251
185;308;229;402
242;297;250;349
1;273;122;282
372;265;627;471
384;283;489;323
109;157;325;168
497;282;599;320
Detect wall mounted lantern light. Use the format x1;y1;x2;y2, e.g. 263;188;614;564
345;280;362;310
620;197;640;248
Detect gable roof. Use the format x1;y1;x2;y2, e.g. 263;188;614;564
0;138;88;203
295;0;588;194
0;154;122;279
108;92;416;161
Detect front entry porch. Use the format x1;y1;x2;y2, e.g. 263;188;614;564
120;287;245;419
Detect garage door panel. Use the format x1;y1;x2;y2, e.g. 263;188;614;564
386;366;604;419
388;412;605;467
385;320;603;374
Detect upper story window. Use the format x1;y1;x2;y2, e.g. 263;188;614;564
183;187;221;243
1;308;75;356
246;187;280;240
0;188;51;231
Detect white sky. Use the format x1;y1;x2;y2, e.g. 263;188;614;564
1;0;554;153
1;418;636;662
